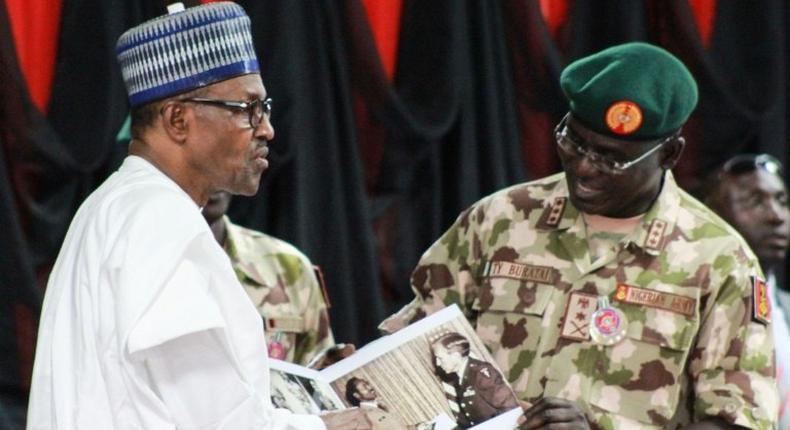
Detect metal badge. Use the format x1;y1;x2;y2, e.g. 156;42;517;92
267;332;286;360
589;296;628;346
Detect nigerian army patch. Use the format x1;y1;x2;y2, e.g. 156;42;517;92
751;276;771;325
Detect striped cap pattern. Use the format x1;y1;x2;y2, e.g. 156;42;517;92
116;2;259;107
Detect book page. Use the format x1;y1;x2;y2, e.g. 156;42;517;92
321;305;523;429
268;359;345;413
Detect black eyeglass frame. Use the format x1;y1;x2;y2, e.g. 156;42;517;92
180;97;272;129
554;113;677;175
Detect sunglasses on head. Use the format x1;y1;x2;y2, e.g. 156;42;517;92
721;153;783;176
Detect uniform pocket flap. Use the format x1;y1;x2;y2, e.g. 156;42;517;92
472;280;553;316
615;284;699;351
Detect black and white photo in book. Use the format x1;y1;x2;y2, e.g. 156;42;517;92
268;305;523;430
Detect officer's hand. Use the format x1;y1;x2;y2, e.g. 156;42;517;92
307;343;356;369
518;397;590;429
320;407;372;429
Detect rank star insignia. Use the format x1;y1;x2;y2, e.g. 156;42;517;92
605;100;643;135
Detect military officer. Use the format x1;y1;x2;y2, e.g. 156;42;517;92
380;42;777;429
703;154;790;429
431;332;519;428
203;191;334;365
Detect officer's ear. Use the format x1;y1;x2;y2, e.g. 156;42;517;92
660;135;685;170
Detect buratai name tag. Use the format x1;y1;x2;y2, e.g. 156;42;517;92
485;261;558;284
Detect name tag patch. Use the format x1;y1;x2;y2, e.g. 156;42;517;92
264;315;305;333
613;284;696;317
485;261;558;284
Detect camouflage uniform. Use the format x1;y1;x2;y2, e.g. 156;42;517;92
381;172;777;429
223;216;334;365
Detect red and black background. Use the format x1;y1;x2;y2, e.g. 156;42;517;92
1;0;788;426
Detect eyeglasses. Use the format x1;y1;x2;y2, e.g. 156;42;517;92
721;153;783;176
554;113;674;176
180;97;272;129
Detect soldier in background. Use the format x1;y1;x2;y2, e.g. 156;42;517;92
703;154;790;430
430;332;518;428
203;191;335;365
381;42;777;429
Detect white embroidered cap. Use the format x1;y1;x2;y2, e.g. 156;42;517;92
116;2;259;107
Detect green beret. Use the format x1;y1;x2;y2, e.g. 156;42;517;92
560;42;698;140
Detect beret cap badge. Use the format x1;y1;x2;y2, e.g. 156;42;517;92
605;101;643;135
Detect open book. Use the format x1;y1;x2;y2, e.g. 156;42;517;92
267;305;523;429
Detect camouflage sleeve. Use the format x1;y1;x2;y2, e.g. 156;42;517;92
379;206;485;334
292;265;335;365
689;258;777;429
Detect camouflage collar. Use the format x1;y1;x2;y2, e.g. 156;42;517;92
542;171;680;255
222;216;270;286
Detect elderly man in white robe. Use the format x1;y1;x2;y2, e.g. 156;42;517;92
26;3;370;429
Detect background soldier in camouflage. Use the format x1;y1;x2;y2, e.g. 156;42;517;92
381;43;777;429
703;154;790;429
203;191;334;365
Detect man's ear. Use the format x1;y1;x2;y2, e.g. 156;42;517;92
160;100;189;144
660;136;685;170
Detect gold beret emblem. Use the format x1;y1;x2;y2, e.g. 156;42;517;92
605;101;643;135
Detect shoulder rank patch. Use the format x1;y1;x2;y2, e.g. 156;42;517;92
536;197;567;229
546;197;566;226
752;276;771;324
613;283;696;317
644;219;667;251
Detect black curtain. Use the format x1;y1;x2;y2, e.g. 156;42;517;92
232;0;387;343
0;1;162;427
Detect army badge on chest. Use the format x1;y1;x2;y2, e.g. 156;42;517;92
589;296;628;346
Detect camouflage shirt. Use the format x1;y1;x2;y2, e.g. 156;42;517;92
380;172;777;429
223;216;334;365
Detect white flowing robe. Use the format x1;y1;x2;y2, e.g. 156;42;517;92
27;156;324;430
